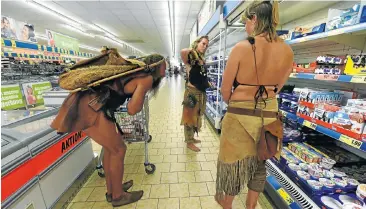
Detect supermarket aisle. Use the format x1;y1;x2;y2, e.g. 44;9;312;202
67;75;273;209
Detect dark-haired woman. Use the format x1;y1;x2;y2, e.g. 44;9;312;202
215;1;293;209
180;36;209;152
51;51;166;207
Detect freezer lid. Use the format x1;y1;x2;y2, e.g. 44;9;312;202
2;108;58;136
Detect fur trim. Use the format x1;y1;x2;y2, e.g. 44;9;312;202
216;156;258;200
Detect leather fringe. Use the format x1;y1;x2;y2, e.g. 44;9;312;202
216;156;258;200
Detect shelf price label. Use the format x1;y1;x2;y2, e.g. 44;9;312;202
303;120;317;130
277;188;294;205
10;40;16;48
281;110;288;118
1;38;5;46
350;76;366;84
339;135;362;149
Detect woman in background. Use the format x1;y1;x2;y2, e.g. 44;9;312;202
215;1;293;209
180;36;209;152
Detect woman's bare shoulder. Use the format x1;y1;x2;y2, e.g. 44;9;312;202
231;40;253;53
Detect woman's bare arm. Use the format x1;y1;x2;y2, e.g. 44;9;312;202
180;48;191;65
221;43;245;103
127;77;152;115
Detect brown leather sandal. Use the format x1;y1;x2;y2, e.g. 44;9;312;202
111;191;144;207
105;180;134;202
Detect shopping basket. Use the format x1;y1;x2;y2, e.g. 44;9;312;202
96;95;155;177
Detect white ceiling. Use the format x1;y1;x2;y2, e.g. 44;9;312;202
1;0;205;57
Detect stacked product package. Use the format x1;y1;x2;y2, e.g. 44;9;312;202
279;143;366;209
296;87;366;141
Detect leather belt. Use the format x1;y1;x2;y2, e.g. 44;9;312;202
227;107;278;118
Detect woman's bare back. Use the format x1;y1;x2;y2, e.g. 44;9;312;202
222;36;293;102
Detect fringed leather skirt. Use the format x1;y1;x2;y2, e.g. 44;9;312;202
216;99;279;199
180;86;207;133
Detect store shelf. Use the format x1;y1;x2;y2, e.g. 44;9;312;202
280;109;366;153
290;73;366;84
2;39;95;58
286;22;366;49
266;160;319;209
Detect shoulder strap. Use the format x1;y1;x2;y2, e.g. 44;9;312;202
248;37;269;110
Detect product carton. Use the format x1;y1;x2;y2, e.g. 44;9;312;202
333;108;365;135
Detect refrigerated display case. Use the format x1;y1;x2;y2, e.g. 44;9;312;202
1;108;95;209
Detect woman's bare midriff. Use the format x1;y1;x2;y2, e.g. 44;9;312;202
230;85;277;101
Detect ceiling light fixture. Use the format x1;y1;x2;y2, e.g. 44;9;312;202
26;0;81;28
93;23;144;55
168;0;175;58
62;24;96;38
79;44;100;52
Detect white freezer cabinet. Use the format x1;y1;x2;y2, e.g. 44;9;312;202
1;108;94;209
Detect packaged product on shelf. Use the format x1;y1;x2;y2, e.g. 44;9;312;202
330;169;347;178
334;90;358;105
323;170;335;178
313;106;338;123
331;178;348;188
344;55;366;75
320;158;337;169
319;178;336;189
342;177;360;188
316;56;345;65
307;180;323;191
326;4;361;31
293;62;316;73
356;184;366;202
288;143;323;163
291;23;326;40
346;99;366;108
288;163;302;171
297;170;311;180
332;110;365;136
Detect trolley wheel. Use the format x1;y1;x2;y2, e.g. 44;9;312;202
147;135;152;143
98;171;105;178
145;164;156;174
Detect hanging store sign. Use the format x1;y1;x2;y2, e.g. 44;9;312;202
1;16;37;43
1;84;26;110
197;0;216;34
46;29;79;52
22;81;52;106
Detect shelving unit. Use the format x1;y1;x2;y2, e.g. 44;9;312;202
289;73;366;84
195;1;366;208
280;109;366;153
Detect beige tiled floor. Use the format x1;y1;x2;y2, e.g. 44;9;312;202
67;76;274;209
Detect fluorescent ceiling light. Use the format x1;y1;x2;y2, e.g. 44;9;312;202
26;0;81;28
62;24;95;38
79;44;100;52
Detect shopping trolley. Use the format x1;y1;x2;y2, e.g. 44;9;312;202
96;95;156;177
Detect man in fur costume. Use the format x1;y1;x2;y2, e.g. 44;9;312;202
51;48;166;207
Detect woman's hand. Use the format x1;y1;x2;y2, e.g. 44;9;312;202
180;49;191;65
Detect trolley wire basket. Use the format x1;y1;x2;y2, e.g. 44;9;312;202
96;95;155;177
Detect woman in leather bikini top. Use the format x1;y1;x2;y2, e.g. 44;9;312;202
187;49;210;92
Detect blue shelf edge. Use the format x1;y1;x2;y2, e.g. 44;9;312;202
290;73;366;84
286;22;366;45
266;176;302;209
